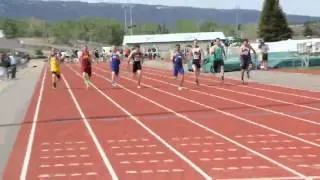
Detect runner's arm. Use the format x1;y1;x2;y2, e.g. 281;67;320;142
127;50;135;63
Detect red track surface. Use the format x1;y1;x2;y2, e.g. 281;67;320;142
3;62;320;180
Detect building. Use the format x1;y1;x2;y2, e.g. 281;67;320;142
123;32;225;49
0;29;5;38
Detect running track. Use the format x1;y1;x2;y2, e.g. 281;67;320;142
3;62;320;180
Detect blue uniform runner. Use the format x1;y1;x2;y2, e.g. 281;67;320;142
172;51;184;76
110;52;121;75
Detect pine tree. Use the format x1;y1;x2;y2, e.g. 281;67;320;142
304;22;313;37
258;0;293;42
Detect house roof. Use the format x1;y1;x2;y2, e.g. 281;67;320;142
123;32;226;45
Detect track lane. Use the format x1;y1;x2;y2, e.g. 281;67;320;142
3;65;45;179
62;65;208;180
4;65;113;180
144;66;320;100
77;65;314;179
136;68;320;145
143;67;320;122
141;68;320;125
93;65;320;177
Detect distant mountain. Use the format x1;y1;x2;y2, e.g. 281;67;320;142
1;0;319;25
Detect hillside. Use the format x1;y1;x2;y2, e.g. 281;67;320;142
1;0;319;25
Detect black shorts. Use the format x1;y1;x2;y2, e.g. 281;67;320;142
133;61;142;73
240;58;251;70
213;59;224;73
51;71;61;79
192;59;201;69
262;53;268;61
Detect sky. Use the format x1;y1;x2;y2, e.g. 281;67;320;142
54;0;320;16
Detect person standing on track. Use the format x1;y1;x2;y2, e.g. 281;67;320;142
127;44;144;89
110;45;121;87
80;45;92;89
240;39;256;84
190;39;203;86
49;48;61;89
172;44;185;91
258;40;269;71
210;38;226;82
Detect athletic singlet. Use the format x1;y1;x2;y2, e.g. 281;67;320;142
133;51;143;62
50;56;60;73
192;48;201;60
214;46;224;60
241;46;251;61
173;51;183;66
110;52;120;62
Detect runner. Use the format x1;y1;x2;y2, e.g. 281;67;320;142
49;48;61;89
127;44;144;88
240;39;257;84
190;39;203;86
258;40;269;70
172;44;185;90
210;38;226;81
80;45;92;89
94;49;100;63
110;45;121;87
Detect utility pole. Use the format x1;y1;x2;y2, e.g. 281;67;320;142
123;5;127;34
130;5;133;35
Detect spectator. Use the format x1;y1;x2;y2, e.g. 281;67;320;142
1;53;10;80
9;52;17;79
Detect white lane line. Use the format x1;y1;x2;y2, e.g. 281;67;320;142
172;169;184;172
146;68;320;109
135;72;320;147
40;156;49;159
80;154;90;158
84;162;93;166
164;159;174;163
155;151;165;155
71;173;82;176
40;164;50;168
227;148;238;152
68;163;80;166
93;67;309;179
134;160;145;164
86;172;98;176
212;167;224;171
157;169;170;173
68;67;211;180
115;153;125;156
126;171;137;174
38;174;50;178
216;176;305;180
54;174;66;177
200;158;211;161
141;170;153;173
120;161;130;164
61;74;119;180
20;66;47;180
228;167;239;170
54;164;64;167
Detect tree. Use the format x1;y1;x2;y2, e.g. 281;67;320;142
175;20;197;33
2;18;19;38
258;0;293;42
199;22;217;32
304;22;313;37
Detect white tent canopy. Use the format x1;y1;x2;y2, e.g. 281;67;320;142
123;32;226;45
